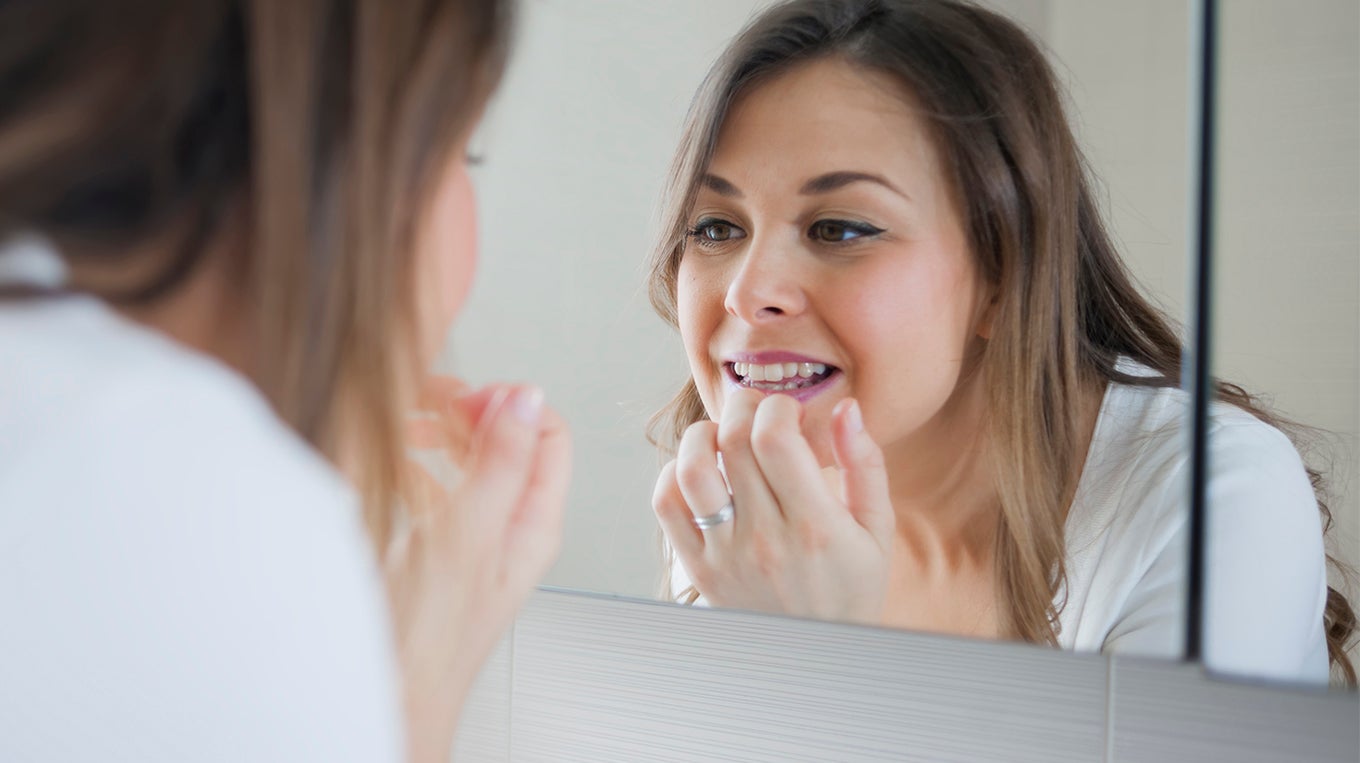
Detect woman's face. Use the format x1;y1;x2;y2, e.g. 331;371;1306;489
676;57;993;465
416;144;480;364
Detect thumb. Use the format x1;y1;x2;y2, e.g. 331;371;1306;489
831;398;894;545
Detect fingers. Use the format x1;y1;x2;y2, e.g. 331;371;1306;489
748;393;837;523
503;405;571;589
717;388;782;529
674;421;733;542
418;375;470;409
410;378;504;463
831;398;895;546
458;385;545;533
652;459;704;563
418;376;504;424
406;418;453;451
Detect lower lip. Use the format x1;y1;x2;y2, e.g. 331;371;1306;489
723;367;842;403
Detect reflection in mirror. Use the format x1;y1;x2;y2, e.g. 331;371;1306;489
1206;0;1359;687
651;0;1204;655
464;0;1208;662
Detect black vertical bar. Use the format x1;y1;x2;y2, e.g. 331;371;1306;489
1184;0;1217;665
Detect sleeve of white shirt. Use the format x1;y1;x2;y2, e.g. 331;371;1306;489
1097;413;1329;684
0;363;404;760
1201;417;1330;684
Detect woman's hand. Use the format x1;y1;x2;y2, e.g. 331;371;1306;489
653;389;894;625
387;377;571;763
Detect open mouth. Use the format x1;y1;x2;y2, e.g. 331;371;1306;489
725;361;840;392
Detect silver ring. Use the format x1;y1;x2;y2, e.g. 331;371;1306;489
692;502;734;530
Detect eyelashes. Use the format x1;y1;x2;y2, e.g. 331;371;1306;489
686;217;744;247
808;219;885;243
684;216;886;251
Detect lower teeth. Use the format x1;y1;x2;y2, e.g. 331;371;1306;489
743;378;821;390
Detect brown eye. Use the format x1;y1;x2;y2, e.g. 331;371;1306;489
700;222;735;241
811;221;848;242
686;218;745;248
809;219;884;243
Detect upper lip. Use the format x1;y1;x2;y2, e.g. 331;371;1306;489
723;350;836;366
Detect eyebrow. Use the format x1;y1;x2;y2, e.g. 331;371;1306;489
699;171;908;201
701;173;743;198
799;171;908;200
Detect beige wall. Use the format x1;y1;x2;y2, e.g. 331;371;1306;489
1213;0;1359;626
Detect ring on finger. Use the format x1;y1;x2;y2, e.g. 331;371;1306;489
693;501;735;531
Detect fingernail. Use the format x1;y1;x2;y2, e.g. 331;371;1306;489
845;399;863;434
510;386;545;425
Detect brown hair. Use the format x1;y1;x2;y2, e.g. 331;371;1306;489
0;0;513;554
647;0;1356;682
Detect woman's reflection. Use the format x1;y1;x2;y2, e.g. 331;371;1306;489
647;0;1354;686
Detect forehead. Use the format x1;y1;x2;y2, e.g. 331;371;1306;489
708;57;943;191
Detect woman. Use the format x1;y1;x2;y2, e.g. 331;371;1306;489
0;1;566;760
649;0;1355;685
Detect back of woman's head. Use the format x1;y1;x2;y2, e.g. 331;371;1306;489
0;0;513;548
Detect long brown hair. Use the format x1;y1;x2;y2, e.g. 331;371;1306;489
0;0;513;554
646;0;1356;682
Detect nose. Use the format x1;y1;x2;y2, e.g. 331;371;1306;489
722;238;808;323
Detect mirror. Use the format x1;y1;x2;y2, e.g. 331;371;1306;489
453;0;1198;660
1203;0;1359;686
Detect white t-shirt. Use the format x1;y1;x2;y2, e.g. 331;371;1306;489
0;238;403;759
670;362;1331;685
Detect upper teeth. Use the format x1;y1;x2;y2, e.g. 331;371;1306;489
733;362;827;382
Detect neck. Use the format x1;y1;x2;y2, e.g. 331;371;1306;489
880;367;1109;575
68;225;254;379
121;265;250;377
879;363;999;573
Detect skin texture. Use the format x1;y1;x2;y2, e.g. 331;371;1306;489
655;57;1004;633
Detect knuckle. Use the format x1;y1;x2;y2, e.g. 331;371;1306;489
674;453;716;491
652;458;678;490
688;565;716;591
748;533;785;578
748;423;787;456
793;521;831;554
680;420;717;447
716;426;746;455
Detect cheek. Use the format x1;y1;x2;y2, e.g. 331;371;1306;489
675;258;724;413
419;166;478;352
838;255;980;429
434;168;479;317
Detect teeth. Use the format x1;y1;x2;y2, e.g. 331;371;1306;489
731;359;833;385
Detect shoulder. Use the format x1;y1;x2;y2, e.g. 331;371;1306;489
1;295;347;505
1083;379;1315;529
1067;374;1328;682
0;298;403;758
